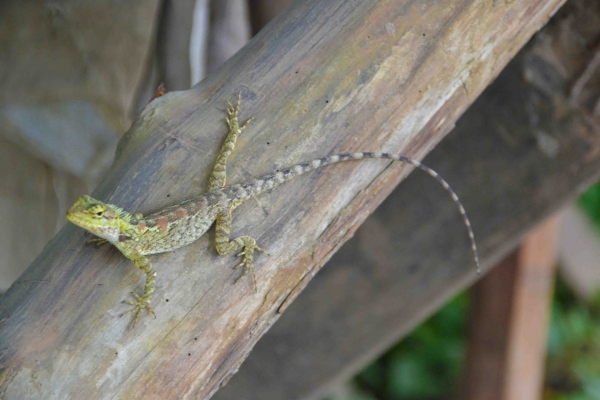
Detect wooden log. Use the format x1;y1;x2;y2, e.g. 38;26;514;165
0;0;566;399
213;0;600;397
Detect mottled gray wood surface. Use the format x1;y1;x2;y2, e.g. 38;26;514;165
0;0;566;399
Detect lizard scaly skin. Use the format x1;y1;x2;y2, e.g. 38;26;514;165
66;94;480;326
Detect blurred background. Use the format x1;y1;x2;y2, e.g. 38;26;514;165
1;1;600;399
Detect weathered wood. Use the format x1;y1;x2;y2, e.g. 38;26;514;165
213;1;600;397
0;0;566;399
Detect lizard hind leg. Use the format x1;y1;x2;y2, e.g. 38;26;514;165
214;207;269;292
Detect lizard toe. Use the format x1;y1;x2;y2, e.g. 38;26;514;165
255;245;270;256
121;292;154;328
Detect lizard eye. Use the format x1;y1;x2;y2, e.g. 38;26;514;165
96;211;103;216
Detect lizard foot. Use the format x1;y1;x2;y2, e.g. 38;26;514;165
234;258;257;293
121;292;156;328
238;244;270;258
233;244;270;292
226;93;253;130
86;237;108;247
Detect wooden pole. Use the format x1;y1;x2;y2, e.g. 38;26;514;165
465;217;559;400
504;217;559;399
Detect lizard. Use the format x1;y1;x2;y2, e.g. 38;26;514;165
66;94;480;327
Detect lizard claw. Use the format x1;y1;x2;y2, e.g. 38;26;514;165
255;245;270;256
121;292;155;328
226;99;234;114
234;259;258;293
240;117;254;131
237;246;269;257
231;240;267;292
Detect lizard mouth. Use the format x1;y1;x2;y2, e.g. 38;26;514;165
66;208;99;231
66;211;87;229
66;210;117;243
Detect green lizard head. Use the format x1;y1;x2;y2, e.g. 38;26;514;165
66;195;127;243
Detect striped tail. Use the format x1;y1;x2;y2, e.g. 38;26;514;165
222;152;481;274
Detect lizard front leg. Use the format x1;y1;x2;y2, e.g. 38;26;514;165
121;251;157;327
86;237;109;247
207;93;253;192
214;206;269;291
